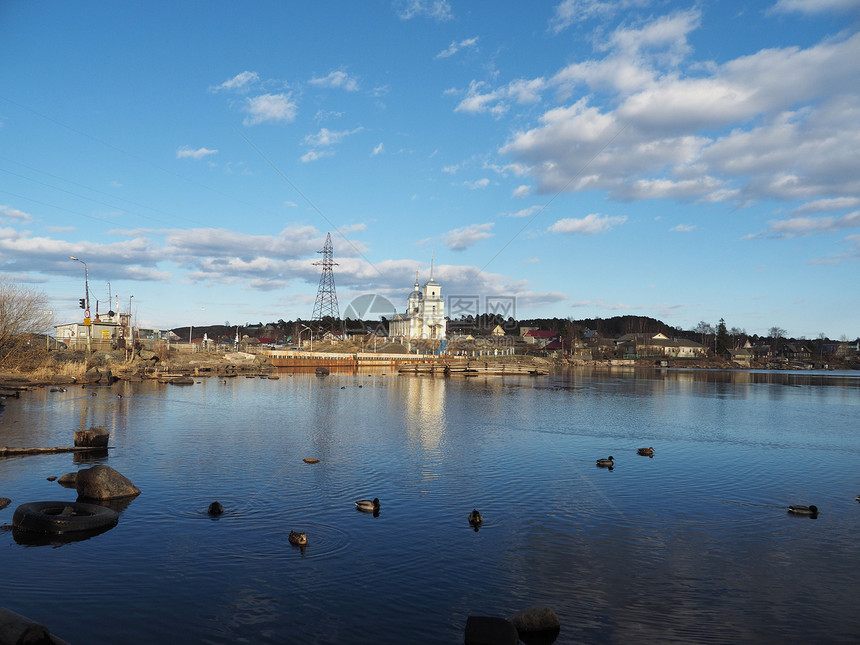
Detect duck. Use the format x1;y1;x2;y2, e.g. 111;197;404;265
288;531;307;546
468;509;483;526
596;456;615;468
856;495;860;502
355;497;380;513
788;504;819;515
637;447;654;457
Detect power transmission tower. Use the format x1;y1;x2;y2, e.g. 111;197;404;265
312;232;341;336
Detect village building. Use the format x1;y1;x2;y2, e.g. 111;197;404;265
55;311;131;351
614;332;707;359
388;268;447;341
523;329;558;346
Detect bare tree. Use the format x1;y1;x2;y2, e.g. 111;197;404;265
768;326;787;357
0;277;52;368
693;320;714;347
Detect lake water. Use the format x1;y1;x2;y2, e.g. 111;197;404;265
1;368;859;644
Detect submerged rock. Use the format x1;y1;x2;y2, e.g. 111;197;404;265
58;472;78;487
75;465;140;500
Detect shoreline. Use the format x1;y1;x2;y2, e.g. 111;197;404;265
1;350;855;394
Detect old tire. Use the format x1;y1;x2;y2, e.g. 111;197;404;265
12;501;118;534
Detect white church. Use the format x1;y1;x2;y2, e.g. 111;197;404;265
388;267;447;341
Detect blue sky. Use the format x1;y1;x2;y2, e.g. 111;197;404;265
1;0;858;339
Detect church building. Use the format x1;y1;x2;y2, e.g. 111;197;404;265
388;267;446;341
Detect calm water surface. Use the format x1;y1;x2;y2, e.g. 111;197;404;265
1;368;859;644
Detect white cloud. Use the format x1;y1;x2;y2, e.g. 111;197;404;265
372;142;384;155
794;197;860;213
603;8;700;64
397;0;452;21
0;205;32;221
513;185;532;197
494;20;860;205
548;213;627;234
508;205;543;218
176;146;218;160
211;71;260;93
463;178;490;190
671;224;696;232
549;0;651;33
444;223;494;251
243;93;297;126
309;70;360;92
454;81;507;116
303;127;363;148
748;211;860;238
771;0;860;14
300;149;332;163
436;37;478;59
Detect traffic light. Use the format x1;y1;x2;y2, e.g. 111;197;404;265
79;298;85;309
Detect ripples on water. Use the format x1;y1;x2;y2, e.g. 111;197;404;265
0;368;858;643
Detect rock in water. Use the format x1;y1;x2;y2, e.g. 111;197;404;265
75;465;140;500
508;606;560;642
74;425;110;448
464;616;519;645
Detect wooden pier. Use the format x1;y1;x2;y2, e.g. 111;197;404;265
264;350;458;370
398;362;548;377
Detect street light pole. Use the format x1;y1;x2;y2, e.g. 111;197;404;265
127;295;134;354
69;256;91;352
301;324;313;351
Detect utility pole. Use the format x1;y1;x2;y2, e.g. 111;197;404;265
69;256;91;352
312;232;341;337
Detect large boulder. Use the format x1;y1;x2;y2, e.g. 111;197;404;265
138;349;158;362
74;425;110;448
49;375;77;385
508;606;560;644
464;616;519;645
75;465;140;500
83;366;112;384
0;606;70;645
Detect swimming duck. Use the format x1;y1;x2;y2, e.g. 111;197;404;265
468;509;483;526
788;504;818;515
355;498;380;513
637;447;654;456
288;531;307;546
596;456;615;468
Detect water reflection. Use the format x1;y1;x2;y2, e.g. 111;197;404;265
0;369;858;644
